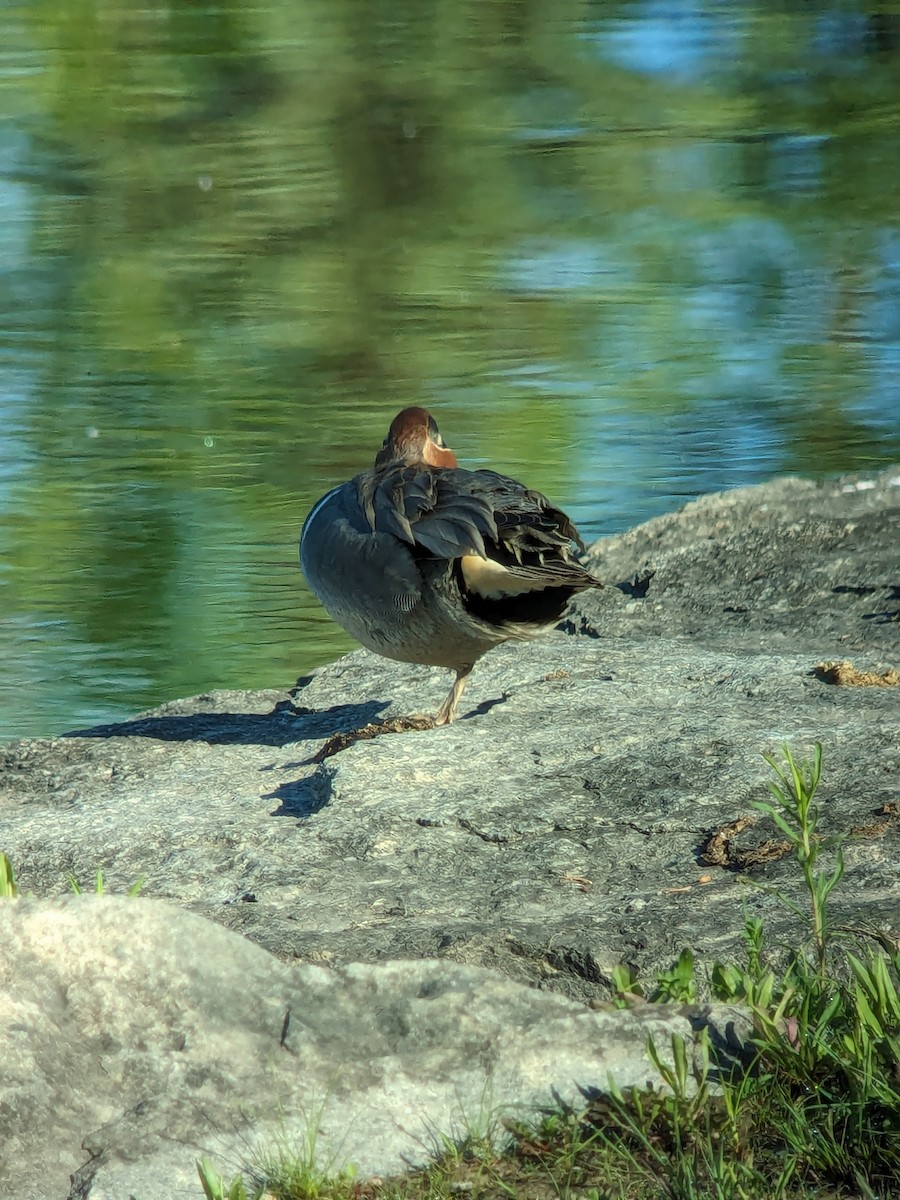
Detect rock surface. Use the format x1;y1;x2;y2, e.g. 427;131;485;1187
2;896;749;1200
0;465;898;1197
2;466;898;985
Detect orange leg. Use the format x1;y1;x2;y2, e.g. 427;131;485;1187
434;664;472;726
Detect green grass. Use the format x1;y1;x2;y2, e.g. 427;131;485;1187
0;854;144;898
198;742;900;1200
0;852;18;898
68;867;145;896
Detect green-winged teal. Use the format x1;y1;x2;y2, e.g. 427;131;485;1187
300;407;601;726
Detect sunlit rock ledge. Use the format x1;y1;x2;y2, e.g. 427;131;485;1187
1;466;897;1199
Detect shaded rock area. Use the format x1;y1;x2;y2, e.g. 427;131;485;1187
1;896;750;1200
1;465;898;1197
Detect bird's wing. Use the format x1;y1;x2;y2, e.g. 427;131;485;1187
460;471;599;597
357;466;599;596
358;465;495;557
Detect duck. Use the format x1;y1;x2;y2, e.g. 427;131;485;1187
300;407;601;734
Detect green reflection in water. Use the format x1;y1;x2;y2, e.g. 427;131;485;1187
1;0;899;738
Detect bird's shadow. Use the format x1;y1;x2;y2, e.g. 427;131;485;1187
66;699;390;749
264;774;334;819
469;692;507;719
64;692;508;821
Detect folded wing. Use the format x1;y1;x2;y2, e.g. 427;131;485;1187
357;465;600;611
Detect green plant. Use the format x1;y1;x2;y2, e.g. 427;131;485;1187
653;948;698;1003
261;1155;357;1200
1;854;146;899
197;1157;259;1200
735;743;900;1192
427;1086;509;1171
598;743;900;1197
0;853;19;898
248;1095;358;1200
68;868;145;896
583;1028;783;1200
612;948;697;1007
754;742;840;977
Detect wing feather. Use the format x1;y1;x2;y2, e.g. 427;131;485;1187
356;463;599;592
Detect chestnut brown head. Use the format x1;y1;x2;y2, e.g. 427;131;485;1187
374;407;458;469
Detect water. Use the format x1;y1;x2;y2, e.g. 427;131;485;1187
2;1;899;740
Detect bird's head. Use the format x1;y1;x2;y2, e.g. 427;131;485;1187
374;407;458;469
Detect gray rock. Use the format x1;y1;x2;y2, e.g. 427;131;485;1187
1;467;897;995
0;896;749;1200
0;465;898;1195
576;466;900;654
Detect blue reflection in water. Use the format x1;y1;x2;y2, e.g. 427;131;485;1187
591;0;744;81
1;0;899;739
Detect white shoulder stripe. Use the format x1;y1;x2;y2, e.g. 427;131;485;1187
301;485;344;544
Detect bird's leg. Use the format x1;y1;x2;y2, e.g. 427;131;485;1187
434;664;472;726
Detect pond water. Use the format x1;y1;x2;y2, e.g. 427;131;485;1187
2;1;899;740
